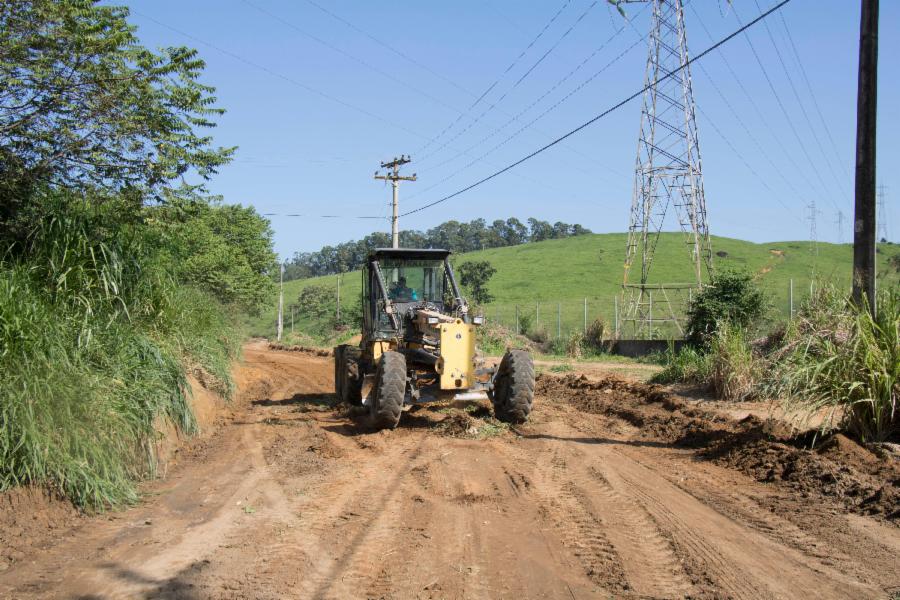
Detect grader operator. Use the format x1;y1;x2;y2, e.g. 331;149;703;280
334;248;534;430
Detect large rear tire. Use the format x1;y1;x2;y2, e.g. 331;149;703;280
491;349;534;424
334;345;363;405
370;351;406;430
334;345;345;401
343;346;362;405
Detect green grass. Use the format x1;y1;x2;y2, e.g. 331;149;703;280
0;210;241;510
251;234;900;341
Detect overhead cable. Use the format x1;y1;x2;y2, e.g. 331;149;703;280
401;0;794;217
414;0;574;157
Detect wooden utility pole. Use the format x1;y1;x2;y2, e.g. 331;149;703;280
277;265;284;341
374;155;416;248
853;0;878;314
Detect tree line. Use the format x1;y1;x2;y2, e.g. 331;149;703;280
284;217;592;280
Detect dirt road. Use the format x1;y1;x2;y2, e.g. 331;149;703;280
1;341;898;599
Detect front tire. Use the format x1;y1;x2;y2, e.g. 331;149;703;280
492;349;534;423
370;351;406;430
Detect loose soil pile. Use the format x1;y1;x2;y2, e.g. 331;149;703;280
537;373;900;519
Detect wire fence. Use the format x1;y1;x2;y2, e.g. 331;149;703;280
481;278;817;341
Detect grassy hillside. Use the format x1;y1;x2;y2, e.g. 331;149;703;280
250;234;900;340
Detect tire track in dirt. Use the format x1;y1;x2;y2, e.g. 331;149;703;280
584;465;693;598
530;448;631;595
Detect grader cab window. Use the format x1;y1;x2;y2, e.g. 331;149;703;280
382;259;446;305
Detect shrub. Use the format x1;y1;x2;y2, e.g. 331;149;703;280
583;318;608;353
686;269;767;347
526;324;550;345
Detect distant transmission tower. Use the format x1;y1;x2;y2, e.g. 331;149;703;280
807;200;818;256
835;210;845;244
876;184;888;241
622;0;711;339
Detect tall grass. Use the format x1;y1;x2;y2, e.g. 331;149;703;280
709;326;757;402
0;205;238;509
771;286;899;442
651;343;712;385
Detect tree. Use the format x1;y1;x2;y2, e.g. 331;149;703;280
0;1;233;240
150;199;277;313
297;285;335;322
458;260;497;305
685;269;767;346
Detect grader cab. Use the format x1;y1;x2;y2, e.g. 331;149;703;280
334;248;534;430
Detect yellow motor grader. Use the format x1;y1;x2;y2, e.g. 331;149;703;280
334;248;534;430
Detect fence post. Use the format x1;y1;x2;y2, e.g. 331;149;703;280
789;278;794;319
515;305;519;335
614;295;619;338
649;291;653;340
583;297;588;333
557;303;561;340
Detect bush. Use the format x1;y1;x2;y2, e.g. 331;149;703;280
768;286;899;442
686;269;767;347
583;318;608;353
526;324;550;345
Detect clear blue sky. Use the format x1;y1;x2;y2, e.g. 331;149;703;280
121;0;898;260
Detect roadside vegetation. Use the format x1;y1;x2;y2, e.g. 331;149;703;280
654;271;899;442
0;2;275;508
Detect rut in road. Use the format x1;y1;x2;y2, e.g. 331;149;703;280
0;341;897;599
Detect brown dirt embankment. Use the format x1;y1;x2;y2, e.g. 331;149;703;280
538;373;900;520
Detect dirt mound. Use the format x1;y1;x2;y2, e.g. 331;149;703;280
538;373;900;520
268;342;332;357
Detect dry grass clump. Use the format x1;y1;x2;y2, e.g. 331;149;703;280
709;326;758;402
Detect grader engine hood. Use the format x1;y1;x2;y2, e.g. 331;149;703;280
434;319;476;390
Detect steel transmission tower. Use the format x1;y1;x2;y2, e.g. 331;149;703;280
622;0;712;339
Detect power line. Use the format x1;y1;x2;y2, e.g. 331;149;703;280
134;10;582;210
239;0;472;123
689;5;831;218
414;7;645;180
749;0;847;211
132;11;425;141
401;0;794;218
302;0;478;100
775;8;852;181
732;5;841;212
695;100;802;222
418;0;600;164
414;0;573;157
405;34;647;203
263;213;385;219
300;0;628;182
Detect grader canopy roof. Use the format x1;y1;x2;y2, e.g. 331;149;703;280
369;248;451;262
